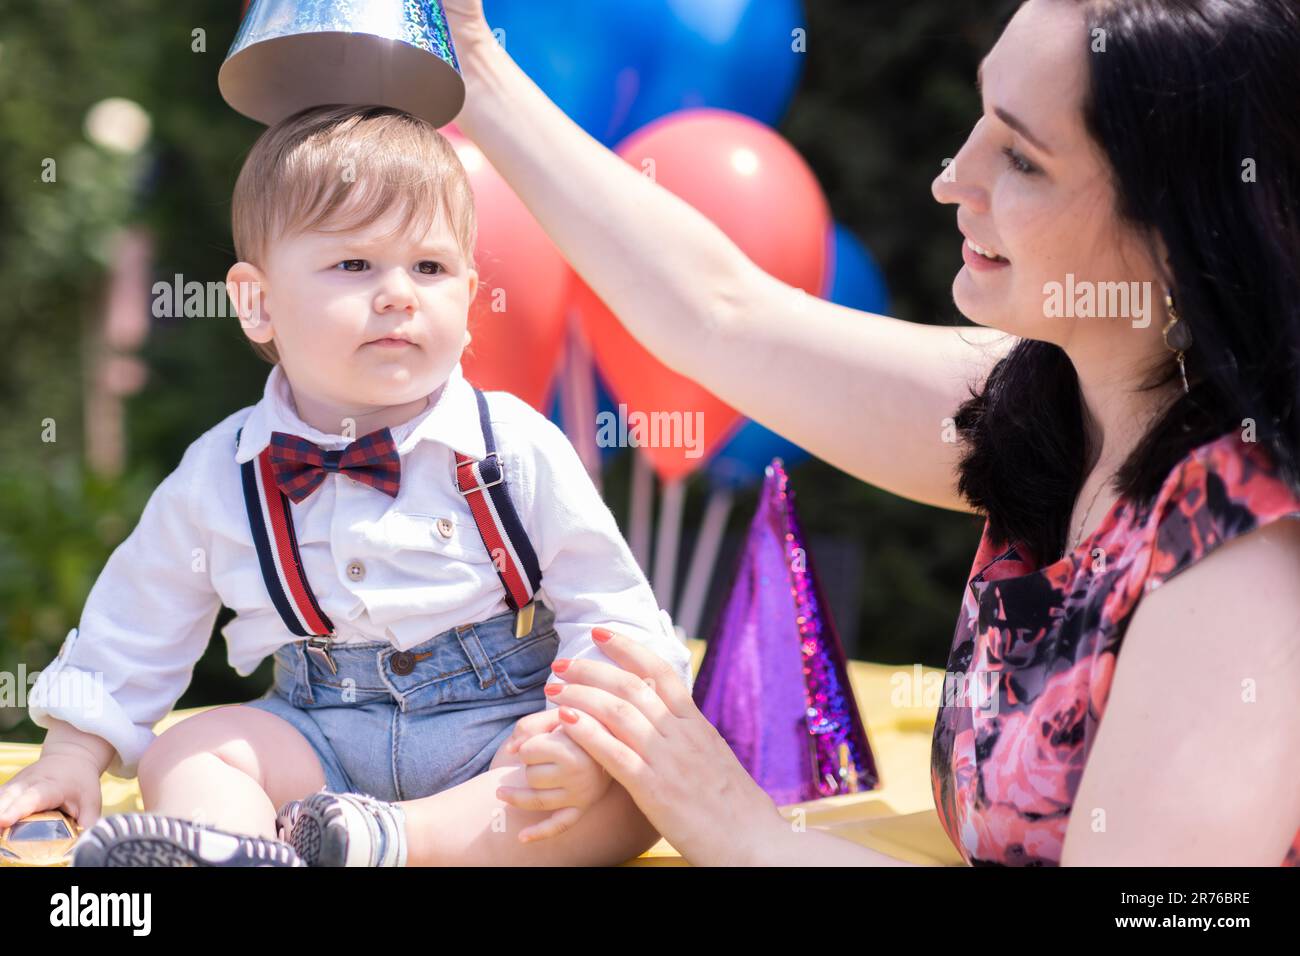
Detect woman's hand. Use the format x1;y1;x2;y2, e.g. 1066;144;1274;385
441;0;495;61
543;628;788;866
440;0;509;137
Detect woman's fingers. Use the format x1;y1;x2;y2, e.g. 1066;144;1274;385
440;0;488;32
543;681;661;754
550;657;673;730
588;627;697;718
555;642;690;725
554;707;652;795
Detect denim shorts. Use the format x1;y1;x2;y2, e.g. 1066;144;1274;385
241;602;558;803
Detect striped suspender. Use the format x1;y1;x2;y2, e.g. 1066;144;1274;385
454;388;543;622
239;433;334;638
237;387;543;648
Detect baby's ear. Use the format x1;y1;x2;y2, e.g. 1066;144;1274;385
226;262;272;343
466;267;480;305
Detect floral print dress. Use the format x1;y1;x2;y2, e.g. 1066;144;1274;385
931;429;1300;866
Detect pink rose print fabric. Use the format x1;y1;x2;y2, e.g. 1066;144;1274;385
930;429;1300;866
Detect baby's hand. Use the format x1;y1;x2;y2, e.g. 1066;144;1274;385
0;753;103;830
495;709;612;843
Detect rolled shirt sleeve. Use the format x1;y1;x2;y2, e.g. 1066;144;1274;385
28;439;222;778
500;396;694;701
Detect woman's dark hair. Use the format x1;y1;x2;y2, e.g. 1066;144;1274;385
954;0;1300;565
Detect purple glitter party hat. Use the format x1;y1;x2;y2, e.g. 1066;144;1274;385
692;458;878;806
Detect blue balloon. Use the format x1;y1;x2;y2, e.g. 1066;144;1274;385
708;420;810;490
616;0;807;141
825;222;890;315
483;0;661;145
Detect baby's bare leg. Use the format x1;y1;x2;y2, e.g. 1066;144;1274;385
398;740;659;865
137;705;327;839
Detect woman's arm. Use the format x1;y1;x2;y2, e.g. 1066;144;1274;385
1060;518;1300;865
750;820;922;867
444;3;1014;513
545;628;929;866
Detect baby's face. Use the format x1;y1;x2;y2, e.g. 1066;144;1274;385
233;200;478;420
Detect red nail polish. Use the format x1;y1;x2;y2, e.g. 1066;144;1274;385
558;707;579;724
551;658;570;672
592;627;612;643
544;684;563;696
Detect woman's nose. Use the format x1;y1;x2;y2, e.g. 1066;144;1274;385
931;128;990;213
931;159;990;213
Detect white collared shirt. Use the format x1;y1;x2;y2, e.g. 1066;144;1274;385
29;361;692;778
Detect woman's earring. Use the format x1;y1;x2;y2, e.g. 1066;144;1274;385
1163;288;1193;394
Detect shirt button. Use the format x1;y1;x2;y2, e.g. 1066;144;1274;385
435;517;454;539
390;651;415;676
346;560;366;582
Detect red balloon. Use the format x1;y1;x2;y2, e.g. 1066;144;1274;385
571;108;830;481
443;130;568;411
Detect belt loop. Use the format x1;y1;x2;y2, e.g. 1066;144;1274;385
292;640;315;705
454;625;496;689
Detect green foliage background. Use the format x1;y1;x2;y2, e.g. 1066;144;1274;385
0;0;1017;745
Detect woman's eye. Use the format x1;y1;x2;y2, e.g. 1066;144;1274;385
416;261;444;275
1001;146;1037;175
336;259;367;272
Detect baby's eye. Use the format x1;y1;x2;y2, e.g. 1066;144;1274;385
416;261;444;276
336;259;368;272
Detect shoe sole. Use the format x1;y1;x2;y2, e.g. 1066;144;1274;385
287;796;351;867
73;813;304;867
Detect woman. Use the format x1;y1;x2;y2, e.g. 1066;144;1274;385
446;0;1300;865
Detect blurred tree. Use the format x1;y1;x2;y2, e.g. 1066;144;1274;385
0;0;278;740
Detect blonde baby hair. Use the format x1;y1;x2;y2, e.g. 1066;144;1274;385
230;104;477;364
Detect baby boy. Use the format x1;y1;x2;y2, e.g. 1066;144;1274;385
4;104;692;867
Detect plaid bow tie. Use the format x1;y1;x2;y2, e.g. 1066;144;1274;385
268;428;401;503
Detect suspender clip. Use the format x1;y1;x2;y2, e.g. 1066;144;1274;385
514;601;536;639
306;636;338;675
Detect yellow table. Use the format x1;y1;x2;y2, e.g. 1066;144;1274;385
0;642;964;866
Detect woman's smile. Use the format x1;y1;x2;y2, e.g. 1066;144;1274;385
961;237;1011;272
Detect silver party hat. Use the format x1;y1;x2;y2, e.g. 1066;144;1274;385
219;0;464;127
